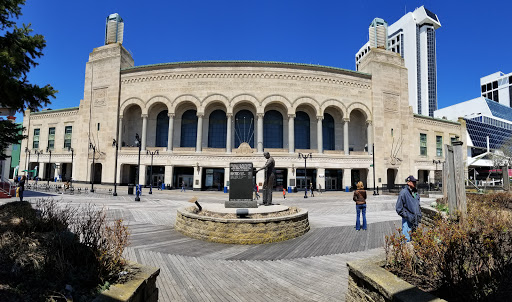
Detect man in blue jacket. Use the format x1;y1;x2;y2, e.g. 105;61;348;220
396;175;422;242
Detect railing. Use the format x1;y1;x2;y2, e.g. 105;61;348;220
381;183;439;195
0;176;13;197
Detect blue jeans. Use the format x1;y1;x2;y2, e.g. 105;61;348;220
356;204;367;230
402;218;413;242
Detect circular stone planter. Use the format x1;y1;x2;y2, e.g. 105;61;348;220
175;204;310;244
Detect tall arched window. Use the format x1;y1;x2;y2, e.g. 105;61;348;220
234;110;254;148
294;111;310;149
208;110;227;148
180;110;197;147
156;110;169;147
323;113;335;150
264;110;283;148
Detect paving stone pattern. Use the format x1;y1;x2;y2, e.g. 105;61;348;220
3;189;435;302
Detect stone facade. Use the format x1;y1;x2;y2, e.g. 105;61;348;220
19;44;466;191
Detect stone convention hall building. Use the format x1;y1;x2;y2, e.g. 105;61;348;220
19;14;466;191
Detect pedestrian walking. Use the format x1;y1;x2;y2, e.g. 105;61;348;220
318;183;322;194
283;187;286;199
353;181;367;231
396;175;422;242
181;181;186;192
18;175;26;202
254;184;260;200
157;178;162;190
310;182;314;197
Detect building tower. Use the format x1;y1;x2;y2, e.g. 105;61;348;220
356;6;441;117
369;18;388;49
105;13;124;45
480;71;512;107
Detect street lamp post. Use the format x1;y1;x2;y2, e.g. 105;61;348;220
112;139;119;196
89;143;96;193
373;144;379;195
298;152;312;198
34;149;42;187
68;147;74;189
24;147;30;184
147;150;159;194
135;133;142;201
46;147;52;187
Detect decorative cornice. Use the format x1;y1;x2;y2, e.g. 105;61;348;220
121;72;371;89
414;116;462;129
30;109;79;120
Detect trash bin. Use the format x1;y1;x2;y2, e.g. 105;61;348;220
288;186;292;193
345;186;349;192
224;186;228;193
128;184;134;195
161;183;165;190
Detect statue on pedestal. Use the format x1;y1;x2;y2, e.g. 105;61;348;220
256;152;275;206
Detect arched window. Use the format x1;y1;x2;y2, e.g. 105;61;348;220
180;110;197;147
264;110;283;148
208;110;227;148
323;113;335;150
234;110;254;148
294;111;310;149
156;110;169;147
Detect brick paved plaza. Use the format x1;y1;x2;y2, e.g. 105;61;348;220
2;187;435;302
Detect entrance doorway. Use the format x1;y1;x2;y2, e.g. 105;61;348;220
202;168;225;191
146;166;165;187
325;169;343;190
275;168;287;191
91;163;102;184
174;167;194;190
387;168;397;188
296;168;316;191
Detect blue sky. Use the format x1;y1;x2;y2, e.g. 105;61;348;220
13;0;512;121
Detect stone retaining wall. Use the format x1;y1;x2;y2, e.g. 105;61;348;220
93;261;160;302
346;254;446;302
175;208;310;244
420;205;444;228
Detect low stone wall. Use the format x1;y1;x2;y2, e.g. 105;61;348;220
175;208;310;244
346;254;446;302
420;205;443;228
93;261;160;302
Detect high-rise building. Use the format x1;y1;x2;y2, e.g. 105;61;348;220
105;13;124;45
356;6;441;117
480;71;512;107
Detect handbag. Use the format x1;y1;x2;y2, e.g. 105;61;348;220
16;187;20;197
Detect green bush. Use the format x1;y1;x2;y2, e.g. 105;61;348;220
385;193;512;301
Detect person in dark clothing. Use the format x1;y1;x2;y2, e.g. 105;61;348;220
18;175;26;202
396;175;422;242
353;181;367;231
310;182;314;197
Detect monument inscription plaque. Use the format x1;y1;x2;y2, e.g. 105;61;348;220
226;162;257;208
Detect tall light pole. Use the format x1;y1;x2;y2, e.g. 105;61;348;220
135;133;141;201
89;143;96;193
46;147;52;187
112;139;119;196
147;150;159;194
68;147;74;189
24;147;30;184
34;149;42;185
298;152;312;198
373;144;378;195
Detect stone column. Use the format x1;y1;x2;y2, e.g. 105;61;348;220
257;113;264;153
54;163;61;181
141;114;148;151
38;163;45;180
366;120;372;155
193;166;202;190
196;114;203;152
343;168;352;190
167;113;174;152
118;116;123;146
367;168;374;190
287;166;295;189
316;167;325;192
224;167;230;188
288;114;295;153
226;113;233;153
317;116;323;153
343;118;350;155
164;165;173;188
138;164;146;186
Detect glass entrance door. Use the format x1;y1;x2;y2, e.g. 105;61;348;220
326;177;337;190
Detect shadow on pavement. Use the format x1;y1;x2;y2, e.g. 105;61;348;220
24;190;58;198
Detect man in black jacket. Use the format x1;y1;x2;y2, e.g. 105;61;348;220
396;175;422;242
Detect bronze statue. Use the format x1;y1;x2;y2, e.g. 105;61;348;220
256;152;275;206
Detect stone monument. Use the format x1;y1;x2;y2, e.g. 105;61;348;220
226;162;257;208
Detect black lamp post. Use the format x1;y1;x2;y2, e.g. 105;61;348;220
298;152;312;198
24;147;30;184
112;139;119;196
135;133;141;201
68;147;74;189
34;149;42;185
373;144;379;195
147;150;159;194
89;143;96;193
46;147;52;187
